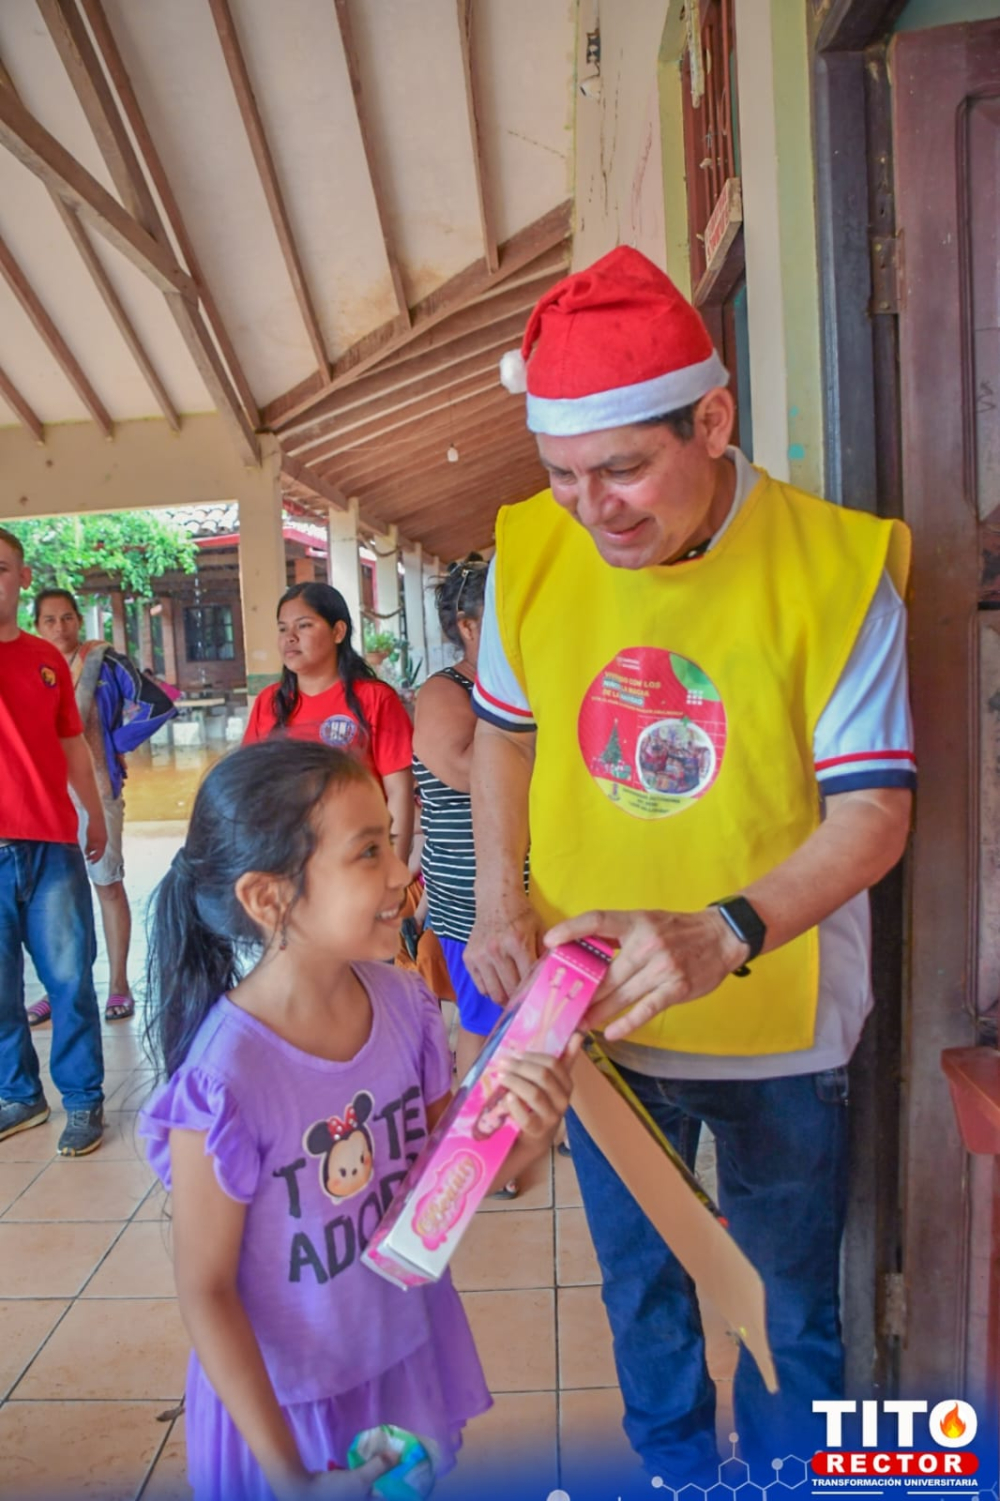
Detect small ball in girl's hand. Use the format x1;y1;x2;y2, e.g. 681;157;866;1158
347;1425;436;1500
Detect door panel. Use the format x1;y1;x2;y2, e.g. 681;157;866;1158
893;18;1000;1395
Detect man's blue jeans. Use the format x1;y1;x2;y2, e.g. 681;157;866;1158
567;1063;849;1483
0;841;103;1110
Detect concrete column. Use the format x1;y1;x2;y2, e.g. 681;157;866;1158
158;596;179;684
735;0;823;493
327;498;363;642
402;543;428;684
109;590;127;653
237;438;286;697
373;525;401;636
422;553;448;674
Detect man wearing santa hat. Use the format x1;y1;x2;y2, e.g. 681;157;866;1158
465;247;914;1480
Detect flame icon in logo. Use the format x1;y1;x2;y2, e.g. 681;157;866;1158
941;1404;967;1441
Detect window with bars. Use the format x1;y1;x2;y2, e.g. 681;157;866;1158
184;604;235;662
680;0;742;297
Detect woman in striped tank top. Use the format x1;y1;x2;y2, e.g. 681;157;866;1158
414;557;528;1197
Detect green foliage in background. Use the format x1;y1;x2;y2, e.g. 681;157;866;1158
6;513;198;629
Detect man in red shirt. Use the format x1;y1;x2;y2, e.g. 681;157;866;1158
0;528;108;1156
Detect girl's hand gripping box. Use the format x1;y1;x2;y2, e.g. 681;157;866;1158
363;938;610;1289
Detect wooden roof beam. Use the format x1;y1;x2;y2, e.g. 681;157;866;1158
0;85;193;297
36;0;259;462
456;0;498;272
280;286;549;445
0;232;112;435
0;360;44;441
208;0;329;377
333;0;409;326
371;454;544;524
78;0;260;427
261;200;572;429
0;52;178;431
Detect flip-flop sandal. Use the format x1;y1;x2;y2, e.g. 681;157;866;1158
104;995;135;1022
488;1179;519;1201
27;997;52;1027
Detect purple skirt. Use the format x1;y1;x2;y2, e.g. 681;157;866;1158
185;1279;491;1501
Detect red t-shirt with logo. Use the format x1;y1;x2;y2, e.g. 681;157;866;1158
243;677;412;787
0;632;84;843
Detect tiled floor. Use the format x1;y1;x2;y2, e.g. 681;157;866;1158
1;817;738;1499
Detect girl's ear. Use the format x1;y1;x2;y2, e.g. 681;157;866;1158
234;869;290;944
333;620;348;645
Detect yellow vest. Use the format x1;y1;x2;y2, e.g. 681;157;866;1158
495;467;910;1056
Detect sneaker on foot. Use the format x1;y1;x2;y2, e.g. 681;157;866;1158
0;1094;50;1142
57;1104;104;1157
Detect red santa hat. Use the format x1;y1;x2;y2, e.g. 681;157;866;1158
498;246;729;435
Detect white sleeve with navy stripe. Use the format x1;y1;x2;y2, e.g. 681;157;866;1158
472;562;537;732
475;560;916;787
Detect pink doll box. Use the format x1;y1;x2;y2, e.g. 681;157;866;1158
363;938;611;1289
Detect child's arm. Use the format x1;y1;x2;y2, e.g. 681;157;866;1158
423;1038;580;1195
489;1036;580;1189
170;1129;390;1500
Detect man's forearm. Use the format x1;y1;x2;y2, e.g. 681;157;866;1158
742;787;912;953
471;721;534;903
61;735;103;826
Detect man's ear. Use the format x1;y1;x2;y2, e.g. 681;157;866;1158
20;565;32;591
696;388;736;459
234;869;291;944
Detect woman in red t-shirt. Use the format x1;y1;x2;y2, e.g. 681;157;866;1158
243;583;414;858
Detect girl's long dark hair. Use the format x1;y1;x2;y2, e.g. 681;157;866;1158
271;582;377;736
144;739;372;1079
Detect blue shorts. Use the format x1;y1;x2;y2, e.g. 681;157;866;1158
436;934;504;1037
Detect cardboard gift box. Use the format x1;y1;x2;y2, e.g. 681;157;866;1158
572;1037;777;1394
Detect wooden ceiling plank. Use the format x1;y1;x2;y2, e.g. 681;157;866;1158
333;0;409;325
0;55;178;430
0;231;113;435
282;299;542;447
208;0;329;376
0;360;44;440
302;377;503;467
279;450;412;547
261;200;572;430
54;201;180;430
321;409;533;490
78;0;261;427
388;458;543;522
456;0;498;272
312;385;522;473
0;84;194;297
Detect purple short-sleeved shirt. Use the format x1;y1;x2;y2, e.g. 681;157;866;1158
140;965;457;1407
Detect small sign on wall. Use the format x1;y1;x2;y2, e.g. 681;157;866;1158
704;177;743;275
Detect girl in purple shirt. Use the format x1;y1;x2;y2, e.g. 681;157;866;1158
140;740;574;1501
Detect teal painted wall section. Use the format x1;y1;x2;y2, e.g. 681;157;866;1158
895;0;1000;29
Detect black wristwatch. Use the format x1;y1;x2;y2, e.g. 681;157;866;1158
710;896;767;977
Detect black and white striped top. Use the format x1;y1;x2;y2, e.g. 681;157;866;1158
413;667;479;943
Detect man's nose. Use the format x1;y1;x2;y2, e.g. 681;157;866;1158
576;473;617;525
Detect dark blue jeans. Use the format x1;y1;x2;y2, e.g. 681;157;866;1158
0;841;103;1110
568;1063;849;1483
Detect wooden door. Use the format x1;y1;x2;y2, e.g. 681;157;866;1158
893;18;1000;1400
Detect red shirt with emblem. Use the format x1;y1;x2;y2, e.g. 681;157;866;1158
242;677;412;787
0;632;84;842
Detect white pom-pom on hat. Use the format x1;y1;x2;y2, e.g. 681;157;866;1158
498;348;528;394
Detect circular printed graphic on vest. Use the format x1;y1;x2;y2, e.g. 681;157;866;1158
319;714;360;751
578;647;726;820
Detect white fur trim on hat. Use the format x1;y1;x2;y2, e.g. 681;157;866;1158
499;348;528;394
525;350;730;435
